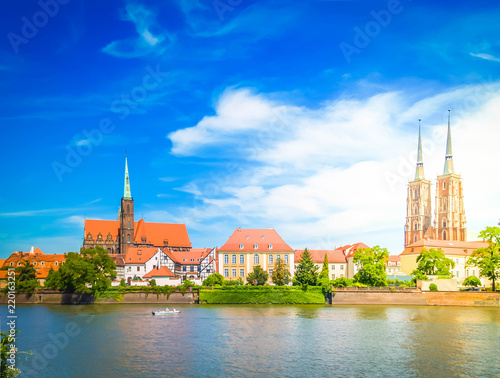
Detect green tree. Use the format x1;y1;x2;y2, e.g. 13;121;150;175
463;276;481;287
119;278;127;287
331;277;353;287
293;248;318;287
412;248;455;276
15;260;40;295
44;246;116;297
149;279;157;287
429;283;438;291
271;257;291;286
353;246;389;287
319;253;329;281
202;272;224;286
467;225;500;292
246;265;268;286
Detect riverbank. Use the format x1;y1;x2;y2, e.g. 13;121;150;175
2;289;499;306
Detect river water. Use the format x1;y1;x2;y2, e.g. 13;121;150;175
9;304;500;377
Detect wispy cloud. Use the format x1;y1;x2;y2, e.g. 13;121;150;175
0;208;86;217
102;2;172;58
470;52;500;62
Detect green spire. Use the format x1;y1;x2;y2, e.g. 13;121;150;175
443;109;454;175
123;155;132;199
415;118;424;180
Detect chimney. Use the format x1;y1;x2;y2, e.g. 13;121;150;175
29;246;35;254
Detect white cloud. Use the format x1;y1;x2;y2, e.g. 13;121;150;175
470;52;500;62
102;2;171;58
166;83;500;253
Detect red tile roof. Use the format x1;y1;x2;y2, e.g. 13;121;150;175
219;228;294;252
0;247;66;280
163;248;212;265
124;247;158;264
294;249;347;264
400;239;488;256
341;243;371;258
84;219;191;248
388;255;400;262
143;266;175;278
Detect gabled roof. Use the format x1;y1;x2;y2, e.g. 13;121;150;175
219;228;294;252
143;266;175;278
124;247;158;264
400;239;488;256
388;255;400;263
84;219;192;248
162;248;212;265
294;249;347;264
342;243;371;258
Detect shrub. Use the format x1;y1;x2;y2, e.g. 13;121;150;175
463;276;481;287
149;279;157;287
331;277;353;287
429;283;438;291
202;273;224;287
119;279;126;287
223;278;244;286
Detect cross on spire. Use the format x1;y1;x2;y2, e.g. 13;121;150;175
443;109;454;175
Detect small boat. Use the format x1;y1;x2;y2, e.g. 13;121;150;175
152;308;181;315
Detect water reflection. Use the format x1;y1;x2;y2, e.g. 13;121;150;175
13;304;500;377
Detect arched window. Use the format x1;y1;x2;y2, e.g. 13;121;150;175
268;243;273;249
127;234;130;243
443;182;446;190
414;189;418;198
239;244;244;249
414;207;417;215
254;243;258;249
269;255;273;265
224;254;229;264
254;254;259;264
284;255;289;264
414;223;418;231
239;254;244;264
127;204;130;212
443;231;447;240
443;220;447;228
276;254;281;262
231;254;236;264
414;235;417;243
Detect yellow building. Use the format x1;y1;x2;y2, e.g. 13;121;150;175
218;228;294;282
400;239;488;285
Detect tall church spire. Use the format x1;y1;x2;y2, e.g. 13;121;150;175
415;118;425;180
123;155;132;199
443;109;454;175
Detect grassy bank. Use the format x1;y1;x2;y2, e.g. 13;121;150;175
200;286;326;304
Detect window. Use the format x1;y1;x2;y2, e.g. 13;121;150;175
33;262;37;266
137;267;140;271
443;220;447;228
414;235;417;243
254;254;259;264
240;254;244;264
224;255;229;264
232;269;237;277
332;274;335;279
191;259;195;262
254;243;258;249
340;265;344;270
9;262;13;267
443;231;447;240
269;269;273;275
414;223;418;231
340;274;344;277
414;207;417;215
269;255;273;265
240;269;245;277
54;261;58;266
414;189;418;198
128;222;130;229
127;267;131;272
183;266;186;272
276;254;281;262
127;204;130;212
232;254;236;264
127;235;130;243
224;269;229;278
268;243;273;249
331;265;335;270
284;255;288;264
240;244;244;249
41;261;45;266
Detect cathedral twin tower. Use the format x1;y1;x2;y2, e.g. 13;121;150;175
405;110;466;247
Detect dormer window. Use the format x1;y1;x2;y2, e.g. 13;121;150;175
268;244;273;249
33;262;37;266
254;244;258;249
163;240;168;246
261;235;264;239
141;237;146;243
41;261;45;266
55;261;58;266
240;244;244;249
246;235;249;239
86;233;92;240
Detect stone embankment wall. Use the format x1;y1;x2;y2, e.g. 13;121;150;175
0;290;197;304
332;288;500;306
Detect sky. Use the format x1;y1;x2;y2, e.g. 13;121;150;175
1;0;499;258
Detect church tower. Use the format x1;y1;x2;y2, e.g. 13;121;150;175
119;156;134;255
405;119;432;246
434;110;466;241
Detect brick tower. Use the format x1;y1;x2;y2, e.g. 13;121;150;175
405;119;432;246
119;156;134;254
434;110;466;241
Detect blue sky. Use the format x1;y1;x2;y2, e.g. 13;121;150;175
1;0;500;258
